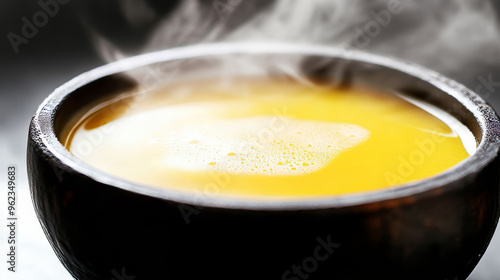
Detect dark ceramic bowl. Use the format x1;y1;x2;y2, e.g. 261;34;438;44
28;43;500;280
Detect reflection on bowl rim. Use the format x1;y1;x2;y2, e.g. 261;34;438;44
32;42;500;210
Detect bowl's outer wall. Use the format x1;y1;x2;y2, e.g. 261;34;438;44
28;120;500;280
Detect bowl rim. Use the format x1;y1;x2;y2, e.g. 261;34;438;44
31;42;500;210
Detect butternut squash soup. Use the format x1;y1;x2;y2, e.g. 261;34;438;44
64;79;474;199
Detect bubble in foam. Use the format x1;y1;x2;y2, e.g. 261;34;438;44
153;116;370;176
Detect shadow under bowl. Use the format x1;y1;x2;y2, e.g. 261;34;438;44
28;43;500;280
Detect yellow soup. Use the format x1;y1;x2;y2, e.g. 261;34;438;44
65;79;473;199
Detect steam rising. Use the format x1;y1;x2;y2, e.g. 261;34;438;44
87;0;500;82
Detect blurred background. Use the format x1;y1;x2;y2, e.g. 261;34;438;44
1;0;500;279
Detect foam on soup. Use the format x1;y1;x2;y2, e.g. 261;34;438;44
64;79;474;199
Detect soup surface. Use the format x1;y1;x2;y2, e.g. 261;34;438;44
64;79;473;199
